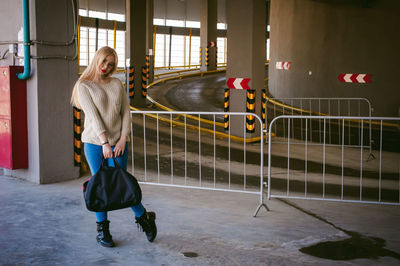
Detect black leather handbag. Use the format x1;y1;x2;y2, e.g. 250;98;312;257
83;157;142;212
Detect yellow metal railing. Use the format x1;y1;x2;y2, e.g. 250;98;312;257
129;106;265;143
154;62;227;70
131;67;269;143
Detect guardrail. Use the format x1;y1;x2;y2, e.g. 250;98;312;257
154;65;228;80
129;111;269;216
150;68;226;87
266;97;373;117
266;97;374;154
154;67;201;79
266;115;400;207
154;62;227;70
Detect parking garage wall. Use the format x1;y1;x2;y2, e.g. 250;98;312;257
269;0;400;117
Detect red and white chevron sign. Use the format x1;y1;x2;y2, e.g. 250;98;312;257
208;41;216;47
338;73;372;83
276;61;291;70
226;78;251;90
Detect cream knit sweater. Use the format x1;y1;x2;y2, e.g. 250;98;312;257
77;78;131;146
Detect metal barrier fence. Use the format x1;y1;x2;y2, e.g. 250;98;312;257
267;97;373;117
266;97;373;152
267;115;400;206
129;111;269;216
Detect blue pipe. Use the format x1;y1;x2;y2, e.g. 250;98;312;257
17;0;31;80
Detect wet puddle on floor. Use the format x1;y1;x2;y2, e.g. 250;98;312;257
299;231;400;261
278;199;400;261
182;252;199;258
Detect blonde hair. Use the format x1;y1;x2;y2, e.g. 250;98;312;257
71;46;118;108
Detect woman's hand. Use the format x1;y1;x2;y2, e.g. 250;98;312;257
102;143;113;158
113;135;127;158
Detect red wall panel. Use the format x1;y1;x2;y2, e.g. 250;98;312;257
0;66;28;169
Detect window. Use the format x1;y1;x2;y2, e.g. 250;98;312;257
79;11;125;67
88;10;106;20
170;35;185;66
108;12;125;22
79;28;122;67
155;34;168;67
79;26;89;66
217;23;226;30
166;19;185;27
114;31;125;67
79;9;88;16
186;21;200;28
217;38;226;64
153;34;227;68
189;36;200;66
80;13;227;69
154;18;165;26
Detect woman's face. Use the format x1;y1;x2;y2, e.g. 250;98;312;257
99;54;115;77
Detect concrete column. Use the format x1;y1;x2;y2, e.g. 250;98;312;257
2;0;79;183
226;0;266;137
146;0;154;84
200;0;217;72
126;0;147;107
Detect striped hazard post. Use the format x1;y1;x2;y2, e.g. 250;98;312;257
261;89;267;130
205;47;209;66
145;55;150;79
73;107;82;166
224;88;229;130
141;66;147;98
246;90;256;133
199;48;202;65
226;77;255;132
128;66;134;99
338;73;372;83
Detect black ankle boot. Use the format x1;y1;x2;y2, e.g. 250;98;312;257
135;210;157;242
96;220;115;247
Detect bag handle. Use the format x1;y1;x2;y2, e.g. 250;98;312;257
101;156;121;169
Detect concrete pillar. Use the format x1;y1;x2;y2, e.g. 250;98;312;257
226;0;266;137
200;0;217;72
146;0;154;84
126;0;147;107
2;0;79;183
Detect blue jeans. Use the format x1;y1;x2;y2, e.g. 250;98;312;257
84;142;145;222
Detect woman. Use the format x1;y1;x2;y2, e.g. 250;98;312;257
71;46;157;247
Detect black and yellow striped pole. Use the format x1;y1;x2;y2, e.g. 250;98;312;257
224;88;229;130
205;47;209;66
261;89;267;130
128;66;134;99
246;90;256;133
141;66;147;98
199;47;202;66
145;55;150;79
73;107;82;166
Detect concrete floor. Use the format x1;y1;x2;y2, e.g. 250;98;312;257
1;174;400;265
